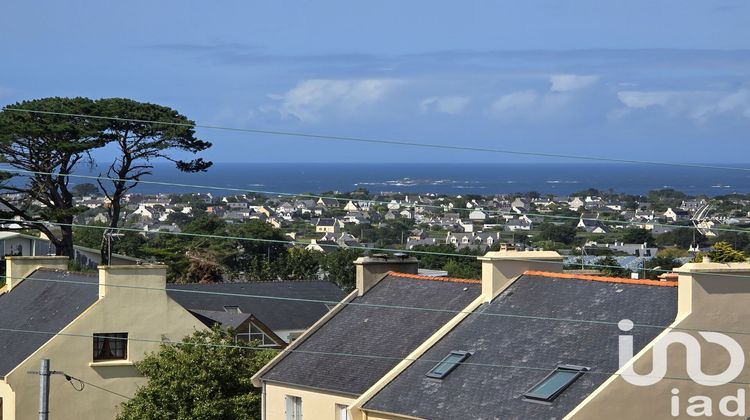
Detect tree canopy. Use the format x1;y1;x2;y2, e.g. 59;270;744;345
117;327;275;420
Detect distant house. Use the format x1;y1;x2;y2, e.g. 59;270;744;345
606;241;658;257
384;210;399;221
315;218;340;234
577;218;610;234
343;200;360;212
469;210;487;221
317;197;340;209
568;197;585;211
505;218;532;231
663;207;690;222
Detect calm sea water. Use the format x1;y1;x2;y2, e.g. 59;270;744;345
75;163;750;197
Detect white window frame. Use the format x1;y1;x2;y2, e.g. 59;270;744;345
285;395;302;420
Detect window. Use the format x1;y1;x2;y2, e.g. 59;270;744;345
246;324;276;347
426;351;470;379
285;395;302;420
335;404;348;420
93;333;128;361
524;365;589;402
223;305;241;313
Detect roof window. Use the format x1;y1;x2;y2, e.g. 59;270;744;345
425;351;470;379
524;365;589;402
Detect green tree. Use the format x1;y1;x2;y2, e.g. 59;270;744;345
94;98;212;264
643;256;680;280
593;256;629;277
655;228;702;249
538;223;577;245
117;327;275;420
71;182;99;196
0;97;106;257
279;248;322;280
622;228;654;245
699;241;748;263
323;248;363;291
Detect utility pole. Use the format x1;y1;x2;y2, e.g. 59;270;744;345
38;359;50;420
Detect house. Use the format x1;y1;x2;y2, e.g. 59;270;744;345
505;218;532;231
663;207;690;222
252;250;750;420
606;241;659;257
577;218;610;234
0;254;347;420
0;258;206;419
318;198;341;209
167;281;344;347
0;232;138;269
511;198;528;213
315;218;341;234
343;200;360;212
468;209;487;222
252;256;483;420
568;197;585;211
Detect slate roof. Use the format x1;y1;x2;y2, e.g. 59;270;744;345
260;273;481;395
0;269;98;377
363;273;678;420
167;281;344;331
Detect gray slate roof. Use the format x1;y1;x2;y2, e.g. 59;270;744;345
364;273;677;420
261;273;481;395
0;269;98;377
167;281;344;331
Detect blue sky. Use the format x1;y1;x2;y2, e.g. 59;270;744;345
2;1;750;163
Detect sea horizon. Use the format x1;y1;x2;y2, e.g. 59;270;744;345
66;162;750;197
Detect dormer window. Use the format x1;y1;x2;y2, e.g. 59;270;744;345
524;365;589;403
425;351;470;379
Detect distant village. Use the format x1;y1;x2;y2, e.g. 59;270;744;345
26;185;744;278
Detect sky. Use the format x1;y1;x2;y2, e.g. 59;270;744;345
1;1;750;164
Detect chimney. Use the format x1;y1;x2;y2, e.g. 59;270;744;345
353;254;418;296
4;256;69;291
478;249;564;301
674;261;750;319
98;264;167;299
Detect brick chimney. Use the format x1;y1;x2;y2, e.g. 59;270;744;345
98;264;167;299
478;249;564;301
4;256;69;291
353;254;419;296
674;261;750;319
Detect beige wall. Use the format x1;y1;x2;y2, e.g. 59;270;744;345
264;382;356;420
568;264;750;419
0;265;206;420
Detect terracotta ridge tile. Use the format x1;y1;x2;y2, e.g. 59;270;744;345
523;270;678;287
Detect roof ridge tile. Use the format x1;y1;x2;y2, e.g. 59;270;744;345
523;270;677;287
388;271;481;284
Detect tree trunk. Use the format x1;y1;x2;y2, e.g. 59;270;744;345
57;219;75;260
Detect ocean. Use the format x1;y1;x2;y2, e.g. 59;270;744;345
75;163;750;197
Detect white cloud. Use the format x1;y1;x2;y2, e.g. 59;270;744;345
272;79;404;122
549;74;599;92
419;96;470;115
490;90;539;115
616;89;750;121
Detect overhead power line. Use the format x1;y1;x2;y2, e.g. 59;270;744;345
5;108;750;172
3;326;750;386
0;166;748;235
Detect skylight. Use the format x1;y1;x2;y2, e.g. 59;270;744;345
223;305;241;313
524;365;589;402
425;351;470;379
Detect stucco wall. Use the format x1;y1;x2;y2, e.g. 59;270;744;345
3;266;206;420
264;382;356;420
